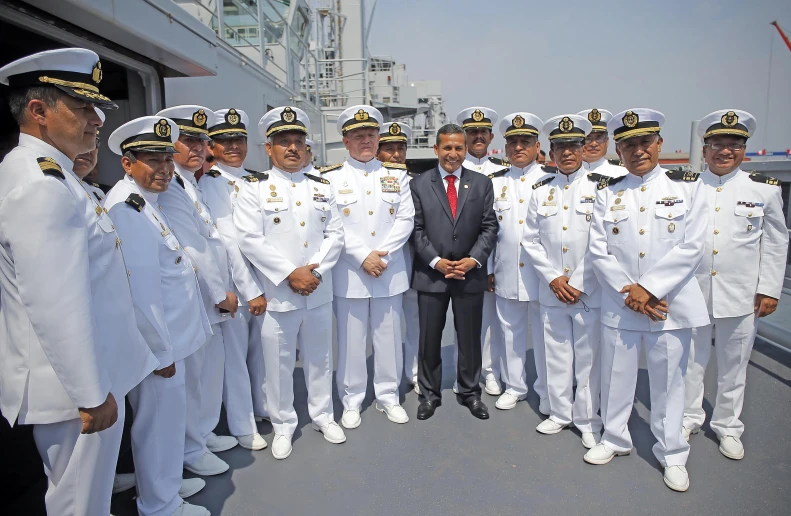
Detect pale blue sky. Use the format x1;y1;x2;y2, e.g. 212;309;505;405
368;0;791;154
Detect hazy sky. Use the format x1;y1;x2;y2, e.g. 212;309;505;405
367;0;791;154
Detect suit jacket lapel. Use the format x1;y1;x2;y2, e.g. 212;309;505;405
454;168;472;223
431;167;454;224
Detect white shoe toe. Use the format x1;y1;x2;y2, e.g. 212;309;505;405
179;478;206;498
173;502;210;516
341;409;361;429
271;434;293;460
376;403;409;423
536;418;567;435
206;432;238;453
237;433;267;450
581;432;599;449
664;465;690;492
184;451;229;476
312;421;347;443
719;436;745;460
495;392;522;410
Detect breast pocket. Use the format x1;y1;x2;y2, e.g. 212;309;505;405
575;203;594;231
603;210;629;245
380;194;400;224
494;200;511;223
312;202;330;232
654;206;685;240
263;203;292;234
337;195;360;225
733;205;763;242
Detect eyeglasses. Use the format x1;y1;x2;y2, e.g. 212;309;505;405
585;133;608;144
704;143;746;152
552;141;583;151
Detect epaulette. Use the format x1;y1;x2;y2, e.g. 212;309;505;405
124;193;145;212
244;168;259;175
305;173;330;185
407;170;419;178
92;191;103;202
382;161;407;170
89;181;102;189
319;163;343;174
37;157;64;179
204;169;221;178
748;171;781;187
488;169;508;179
665;170;700;182
174;174;185;189
242;172;269;183
588;172;626;190
607;159;623;167
541;165;558;174
532;176;556;190
488;157;505;166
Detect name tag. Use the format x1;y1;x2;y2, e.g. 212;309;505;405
579;197;595;204
656;199;683;207
542;201;557;206
380;176;400;193
338;189;354;195
737;201;764;208
266;197;284;203
610;205;625;211
313;194;329;203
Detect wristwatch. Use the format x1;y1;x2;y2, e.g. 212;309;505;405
311;269;322;282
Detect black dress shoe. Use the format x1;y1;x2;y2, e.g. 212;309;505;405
416;400;441;420
463;398;489;420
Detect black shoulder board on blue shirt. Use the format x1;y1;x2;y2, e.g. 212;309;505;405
204;169;221;178
242;172;269;183
607;158;623;166
532;175;556;190
665;170;700;182
748;171;781;186
125;193;145;212
305;173;330;185
488;169;508;179
174;174;185;189
319;163;343;174
588;173;626;190
90;181;102;189
37;157;64;179
541;165;558;174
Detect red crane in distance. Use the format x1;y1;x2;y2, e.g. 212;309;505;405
771;21;791;54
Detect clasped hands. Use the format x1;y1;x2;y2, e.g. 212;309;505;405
288;263;321;296
435;257;477;280
549;276;582;304
621;283;668;322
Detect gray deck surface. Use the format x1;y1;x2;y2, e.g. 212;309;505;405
106;313;791;516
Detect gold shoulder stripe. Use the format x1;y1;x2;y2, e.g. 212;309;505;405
319;162;343;174
37;157;64;179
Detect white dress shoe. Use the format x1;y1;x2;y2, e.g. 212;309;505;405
179;478;206;498
538;398;550;416
484;376;502;396
206;432;238;453
583;442;631;465
536;418;568;435
719;436;745;460
663;465;690;492
682;425;699;442
173;501;210;516
376;402;409;423
341;408;361;429
312;421;347;444
452;382;459;394
237;433;267;450
112;473;136;494
581;432;599;449
184;451;229;476
495;392;524;410
271;434;292;460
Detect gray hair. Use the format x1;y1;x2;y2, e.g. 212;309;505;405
7;86;64;125
436;123;465;146
122;150;138;162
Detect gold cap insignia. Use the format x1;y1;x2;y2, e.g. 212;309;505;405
389;123;401;135
282;107;296;123
354;108;369;121
192;109;207;128
588;109;601;123
559;116;574;133
472;109;485;122
226;108;240;126
92;62;103;84
721;111;738;127
622;111;639;128
155;119;171;138
512;115;525;128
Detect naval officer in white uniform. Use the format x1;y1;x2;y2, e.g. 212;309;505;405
322;105;415;428
683;110;788;460
578;108;627;178
0;48;157;516
584;109;709;493
234;106;347;459
486;112;547;411
522;115;602;447
106;116;212;516
456;106;510;396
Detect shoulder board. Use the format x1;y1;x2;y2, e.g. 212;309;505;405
587;173;626;190
242;172;269;183
607;159;623;167
319;162;343;174
37;157;64;179
748;172;781;187
204;169;221;178
489;157;509;166
244;168;259;175
665;170;700;182
407;170;419;178
532;175;556;190
89;181;102;189
92;191;103;202
174;174;185;189
382;161;407;170
305;173;330;185
541;165;558;174
488;169;508;179
124;193;145;212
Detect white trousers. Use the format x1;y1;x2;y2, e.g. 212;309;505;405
245;310;268;420
542;305;602;433
335;295;403;409
529;301;547;401
600;326;691;467
223;312;258;436
128;361;186;516
262;305;335;436
496;296;529;396
402;288;420;383
684;313;756;438
453;290;502;382
184;341;208;465
199;323;226;441
33;400;125;516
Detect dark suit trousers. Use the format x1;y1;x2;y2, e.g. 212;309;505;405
417;289;484;403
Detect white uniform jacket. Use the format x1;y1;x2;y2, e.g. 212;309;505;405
200;162;263;303
697;167;788;318
322;157;414;298
489;161;548;301
106;177;211;364
522;167;601;307
159;164;231;325
84;181;107;205
583;157;627;178
234;167;343;312
588;166;710;331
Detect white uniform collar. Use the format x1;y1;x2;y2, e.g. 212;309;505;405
18;133;74;171
124;173;159;204
509;160;540;176
464;152;489;167
585;156;608;170
214;160;245;178
173;162;198;188
556;165;586;183
269;166;304;181
704;165;741;184
625;163;663;184
346;156;381;173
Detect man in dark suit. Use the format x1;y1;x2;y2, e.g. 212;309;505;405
410;124;498;420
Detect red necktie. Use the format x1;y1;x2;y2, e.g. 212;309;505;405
445;174;457;218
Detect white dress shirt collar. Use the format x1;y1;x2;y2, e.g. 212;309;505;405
509;160;540;176
173;162;199;188
347;156;381;173
464;152;489;167
625;163;663;184
214;160;245;178
269;166;304;182
18;133;74;172
704;166;741;184
556;165;586;184
585;156;608;170
124;174;159;204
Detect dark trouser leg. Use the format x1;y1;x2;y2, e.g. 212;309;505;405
452;290;484;402
417;291;451;403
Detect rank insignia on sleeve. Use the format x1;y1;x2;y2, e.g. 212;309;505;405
533;176;556;190
37;157;64;179
319;163;343;174
124;193;146;212
242;172;269;182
